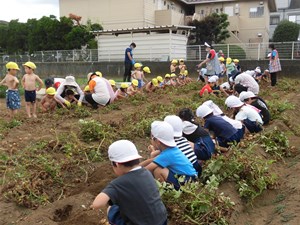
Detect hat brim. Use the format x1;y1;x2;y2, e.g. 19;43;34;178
112;155;142;163
156;137;176;147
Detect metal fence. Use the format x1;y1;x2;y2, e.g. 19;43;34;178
1;42;300;63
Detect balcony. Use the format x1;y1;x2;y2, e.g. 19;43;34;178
155;10;185;26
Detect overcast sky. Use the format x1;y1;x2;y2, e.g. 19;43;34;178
0;0;59;22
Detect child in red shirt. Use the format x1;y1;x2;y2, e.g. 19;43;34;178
199;76;216;96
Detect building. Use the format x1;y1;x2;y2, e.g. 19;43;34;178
270;0;300;38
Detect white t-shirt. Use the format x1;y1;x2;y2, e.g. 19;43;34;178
91;77;110;105
235;105;263;125
235;73;259;95
221;115;243;129
220;82;230;90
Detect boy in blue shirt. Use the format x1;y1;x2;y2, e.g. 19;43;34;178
140;121;197;190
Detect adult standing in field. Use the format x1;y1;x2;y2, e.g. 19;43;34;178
124;43;136;82
55;75;84;107
85;72;115;109
198;42;221;83
269;44;281;86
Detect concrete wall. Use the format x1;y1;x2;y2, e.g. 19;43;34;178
1;60;299;79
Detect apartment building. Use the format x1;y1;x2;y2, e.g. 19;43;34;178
270;0;300;38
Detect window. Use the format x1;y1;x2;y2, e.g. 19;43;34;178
224;6;234;17
249;6;264;18
289;15;300;24
270;16;280;25
200;9;204;15
215;8;219;13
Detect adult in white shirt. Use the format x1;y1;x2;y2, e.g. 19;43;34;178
225;96;263;133
234;72;259;95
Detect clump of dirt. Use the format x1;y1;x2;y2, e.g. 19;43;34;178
53;205;73;222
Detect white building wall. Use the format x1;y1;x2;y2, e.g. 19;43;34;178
97;33;188;62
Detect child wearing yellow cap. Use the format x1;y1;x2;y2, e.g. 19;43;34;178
115;83;129;100
109;79;117;92
0;62;21;118
131;63;147;89
40;87;64;112
226;58;236;79
163;74;171;86
170;59;178;73
178;59;187;76
145;78;159;92
127;79;140;96
21;61;44;118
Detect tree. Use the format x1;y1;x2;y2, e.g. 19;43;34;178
272;20;300;42
188;13;230;45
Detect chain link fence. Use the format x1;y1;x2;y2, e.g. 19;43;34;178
1;42;300;63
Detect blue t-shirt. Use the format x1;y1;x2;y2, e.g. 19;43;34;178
204;115;237;139
153;146;197;176
125;47;133;63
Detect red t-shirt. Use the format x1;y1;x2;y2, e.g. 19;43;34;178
199;84;213;96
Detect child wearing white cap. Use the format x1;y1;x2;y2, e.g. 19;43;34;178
239;91;270;125
199;76;217;97
196;104;244;148
140;121;197;190
225;95;263;133
164;115;202;174
178;108;215;160
91;140;167;225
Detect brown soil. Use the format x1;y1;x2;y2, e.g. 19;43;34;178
0;81;300;225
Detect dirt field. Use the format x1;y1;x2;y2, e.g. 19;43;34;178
0;79;300;225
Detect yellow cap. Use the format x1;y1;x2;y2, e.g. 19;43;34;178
171;59;178;64
218;57;225;62
6;62;20;71
132;79;138;87
46;87;56;95
23;61;36;70
171;73;177;78
84;85;90;92
179;59;184;62
165;74;171;78
184;70;188;76
95;71;102;77
157;76;163;82
226;57;232;64
121;83;129;89
134;63;142;68
143;66;151;74
233;59;239;63
152;78;159;87
109;79;116;86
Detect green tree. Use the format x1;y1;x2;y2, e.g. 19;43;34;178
188;13;230;45
272;20;300;42
5;20;28;54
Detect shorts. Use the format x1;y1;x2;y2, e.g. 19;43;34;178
108;205;167;225
217;126;245;148
243;119;263;133
166;170;197;191
6;90;21;110
25;90;36;103
194;136;215;160
137;79;142;89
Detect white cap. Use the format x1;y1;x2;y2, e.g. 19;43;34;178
196;105;213;118
108;140;142;163
239;91;256;102
264;69;269;72
164;115;183;137
229;77;234;83
64;75;78;87
211;75;219;81
225;95;244;108
203;100;223;116
151;121;176;147
208;76;217;83
182;121;198;135
245;70;255;76
255;68;261;73
204;42;211;48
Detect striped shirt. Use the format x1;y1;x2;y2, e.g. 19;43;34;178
174;137;197;165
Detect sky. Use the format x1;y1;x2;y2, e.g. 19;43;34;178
0;0;59;22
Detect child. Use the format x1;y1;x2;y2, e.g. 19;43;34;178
253;67;262;82
156;76;164;88
115;83;128;100
64;89;78;105
164;115;202;175
199;76;216;97
233;59;241;72
91;140;167;225
163;74;171;86
127;79;139;96
0;62;21;118
131;63;145;89
140;121;197;190
109;79;117;92
196;104;243;148
184;70;192;83
218;57;226;84
41;87;64;112
21;61;43;118
226;58;236;78
239;91;270;125
170;73;177;86
145;78;159;92
225;95;263;133
178;108;215;160
170;59;178;73
178;59;187;75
